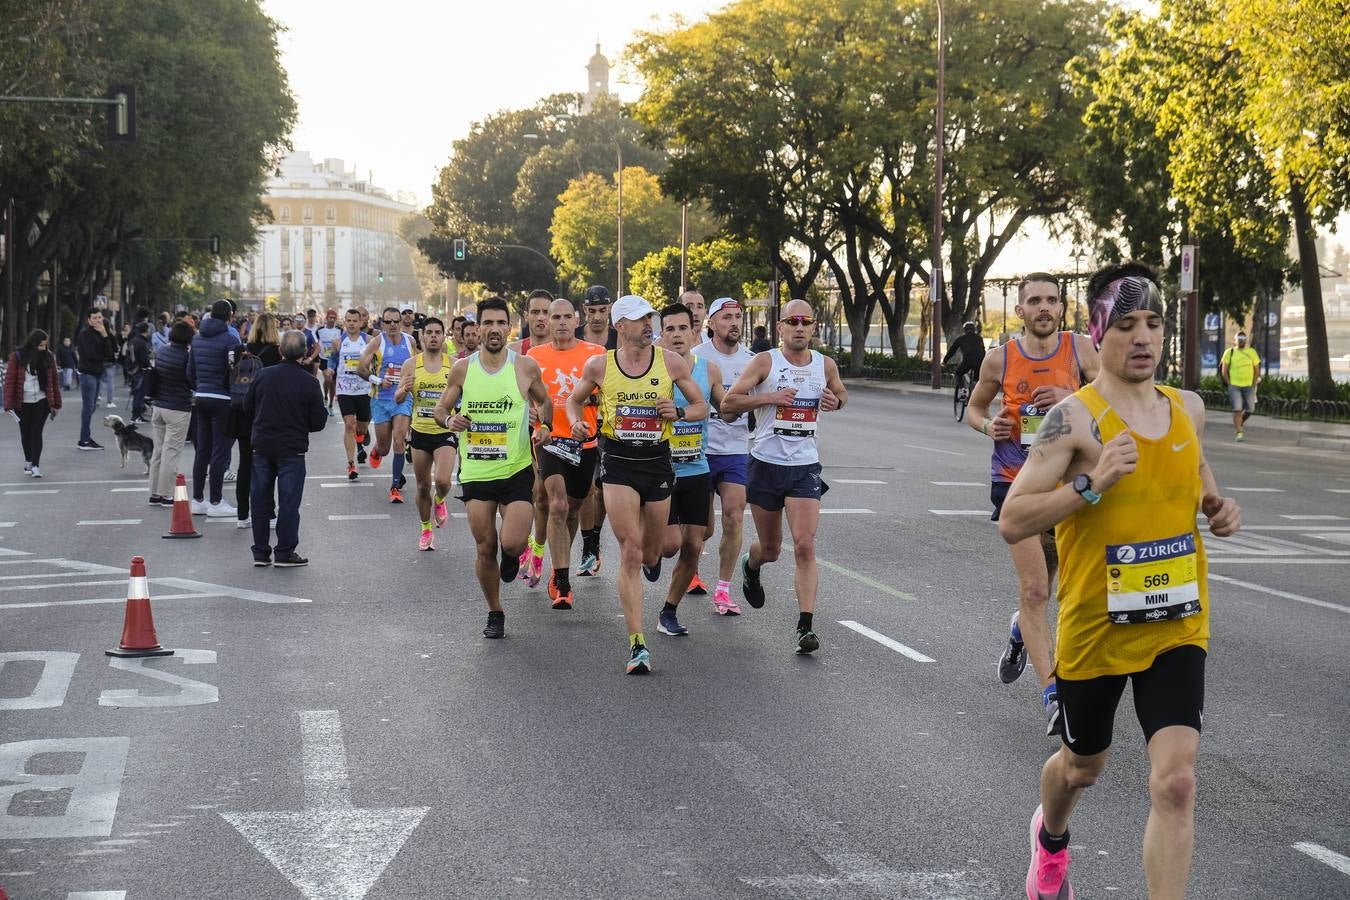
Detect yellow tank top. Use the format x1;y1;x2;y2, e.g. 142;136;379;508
410;352;451;435
598;348;674;446
1054;385;1209;680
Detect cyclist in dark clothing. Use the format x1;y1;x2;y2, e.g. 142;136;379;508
944;322;986;391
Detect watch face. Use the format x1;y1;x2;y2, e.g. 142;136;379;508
1073;473;1090;493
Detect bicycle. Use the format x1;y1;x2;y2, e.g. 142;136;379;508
953;368;975;422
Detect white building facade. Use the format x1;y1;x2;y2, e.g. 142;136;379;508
226;151;417;313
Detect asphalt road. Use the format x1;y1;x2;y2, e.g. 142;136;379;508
1;384;1347;899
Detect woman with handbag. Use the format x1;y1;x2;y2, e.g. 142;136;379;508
147;320;196;506
3;329;62;478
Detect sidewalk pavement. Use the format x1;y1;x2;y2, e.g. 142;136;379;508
844;376;1350;452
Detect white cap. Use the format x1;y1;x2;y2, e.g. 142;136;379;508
611;295;656;325
707;296;742;318
399;302;415;313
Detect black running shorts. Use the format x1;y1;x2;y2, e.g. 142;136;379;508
667;473;712;527
337;394;371;422
458;463;534;505
1056;644;1206;758
539;444;599;501
409;429;457;454
746;458;828;512
600;450;674;505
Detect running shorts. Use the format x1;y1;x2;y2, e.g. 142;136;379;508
458;463;534;505
707;453;748;489
1055;644;1206;757
668;473;712;527
600;451;674;505
539;445;598;501
409;429;458;454
337;394;372;422
371;396;413;425
746;458;828;512
991;480;1011;522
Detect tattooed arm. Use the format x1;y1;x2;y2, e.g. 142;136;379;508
999;397;1099;543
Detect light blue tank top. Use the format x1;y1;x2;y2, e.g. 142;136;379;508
672;355;710;478
374;333;414;402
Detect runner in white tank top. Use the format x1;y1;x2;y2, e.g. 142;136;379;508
333;311;371;480
693;297;756;614
721;299;848;655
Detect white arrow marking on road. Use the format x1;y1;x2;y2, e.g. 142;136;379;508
153;577;310;605
221;710;429;900
1294;841;1350;877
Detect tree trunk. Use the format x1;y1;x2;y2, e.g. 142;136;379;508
1289;181;1334;401
846;303;869;377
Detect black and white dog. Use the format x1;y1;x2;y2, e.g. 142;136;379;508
103;414;154;473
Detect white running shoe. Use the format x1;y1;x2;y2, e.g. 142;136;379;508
190;499;209;515
206;501;237;518
29;466;42;479
236;517;252;529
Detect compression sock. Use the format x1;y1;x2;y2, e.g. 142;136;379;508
553;568;570;594
797;612;814;632
583;527;600;556
434;492;446;506
391;452;405;485
717;579;731;594
629;631;646;649
1038;823;1070;854
530;536;545;558
421;520;432;531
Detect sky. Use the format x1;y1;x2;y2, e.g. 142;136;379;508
262;0;727;207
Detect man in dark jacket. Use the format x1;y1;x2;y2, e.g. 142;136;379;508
75;307;117;449
245;330;327;567
188;299;243;515
127;322;153;423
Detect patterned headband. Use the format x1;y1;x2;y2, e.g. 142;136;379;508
1087;276;1164;347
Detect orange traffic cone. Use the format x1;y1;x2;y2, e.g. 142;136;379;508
106;556;173;658
162;473;201;539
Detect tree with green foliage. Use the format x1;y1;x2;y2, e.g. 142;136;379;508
629;235;770;306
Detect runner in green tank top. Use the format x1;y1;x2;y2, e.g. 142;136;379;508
432;297;552;640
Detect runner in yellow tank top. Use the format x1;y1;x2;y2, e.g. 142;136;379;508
394;318;455;552
566;295;708;675
431;298;552;640
998;264;1241;900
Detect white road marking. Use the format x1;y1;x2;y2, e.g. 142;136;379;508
154;578;310;605
1328;489;1350;494
0;547;31;557
1211;573;1350;614
0;521;15;527
818;559;920;602
110;487;145;493
903;442;964;456
321;481;373;487
77;519;142;526
1294;842;1350;877
1240;525;1350;531
0;592;210;610
838;620;934;662
1279;515;1347;521
328;514;391;521
0;737;130;838
7;579;126;592
1227;487;1284;492
834;478;886;484
929;509;989;516
0;652;79;710
5;489;58;495
68;893;127;900
931;480;984;486
1210;558;1350;565
820;508;875;514
100;650;219;708
221;710;429;900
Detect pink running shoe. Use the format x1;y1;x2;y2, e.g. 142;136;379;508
418;529;435;552
433;500;448;528
517;547;533;581
527;549;544;588
713;586;742;616
1026;805;1074;899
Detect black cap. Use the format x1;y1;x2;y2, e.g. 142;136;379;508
583;285;611;305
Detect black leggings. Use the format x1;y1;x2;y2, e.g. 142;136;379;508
18;400;50;466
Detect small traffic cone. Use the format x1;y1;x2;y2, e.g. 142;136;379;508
162;473;201;539
106;556;173;658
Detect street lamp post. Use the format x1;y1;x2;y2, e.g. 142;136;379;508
614;143;624;296
929;0;946;390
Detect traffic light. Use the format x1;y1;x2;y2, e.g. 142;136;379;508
107;85;136;142
453;238;466;261
378;271;385;283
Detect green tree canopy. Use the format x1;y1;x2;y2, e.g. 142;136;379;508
629;235;769;306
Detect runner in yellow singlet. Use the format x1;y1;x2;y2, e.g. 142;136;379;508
566;295;708;674
432;297;552;640
999;264;1241;900
395;318;455;552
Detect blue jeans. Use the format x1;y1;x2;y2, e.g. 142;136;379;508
130;371;147;421
79;372;102;442
190;397;233;504
251;453;306;559
101;364;116;406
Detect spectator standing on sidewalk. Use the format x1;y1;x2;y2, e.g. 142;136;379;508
231;313;283;528
188;299;243;516
57;338;79;391
75;307;116;449
245;330;327;567
147;320;195;506
4;329;62;478
1220;330;1261;442
127;322;153;423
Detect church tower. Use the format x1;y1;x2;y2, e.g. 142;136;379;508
583;43;610;113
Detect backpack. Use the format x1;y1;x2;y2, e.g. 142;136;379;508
229;350;264;410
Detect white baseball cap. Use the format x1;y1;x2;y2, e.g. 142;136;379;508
707;297;742;317
399;302;415;313
611;295;657;324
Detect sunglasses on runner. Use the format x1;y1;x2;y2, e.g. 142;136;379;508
782;315;815;327
382;318;399;325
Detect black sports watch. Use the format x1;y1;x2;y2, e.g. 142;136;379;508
675;406;686;420
1073;473;1102;505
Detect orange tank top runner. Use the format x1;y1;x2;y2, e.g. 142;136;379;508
528;340;606;462
990;332;1083;484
